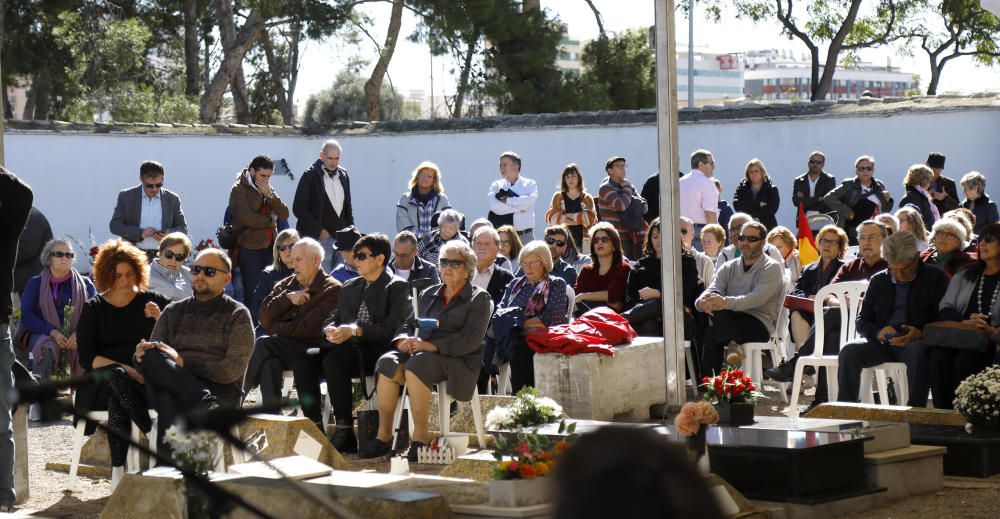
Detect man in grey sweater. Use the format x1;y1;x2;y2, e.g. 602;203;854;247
136;248;254;455
696;221;785;378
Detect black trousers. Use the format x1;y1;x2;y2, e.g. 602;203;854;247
106;365;150;468
139;350;241;455
928;345;996;409
837;338;931;406
510;337;535;393
700;310;769;379
250;335;325;426
321;342;385;426
789;308;842;402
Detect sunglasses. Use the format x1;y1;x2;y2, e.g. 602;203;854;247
809;159;824;165
680;229;689;235
143;182;164;189
545;237;567;247
982;234;998;244
277;244;294;252
50;251;75;259
355;251;377;261
191;265;229;277
439;258;464;269
592;236;611;244
738;235;763;243
856;166;874;172
161;250;187;261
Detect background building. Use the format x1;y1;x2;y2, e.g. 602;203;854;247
744;49;918;101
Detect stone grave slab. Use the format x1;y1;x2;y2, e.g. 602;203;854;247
909;424;1000;478
746;416;910;454
14;405;29;504
240;414;348;470
864;445;945;500
803;402;966;426
438;451;498;482
229;455;332;480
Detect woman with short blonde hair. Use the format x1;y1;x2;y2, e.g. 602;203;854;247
397;161;452;240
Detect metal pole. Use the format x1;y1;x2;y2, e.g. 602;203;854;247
654;0;686;411
1;58;6;165
687;0;695;108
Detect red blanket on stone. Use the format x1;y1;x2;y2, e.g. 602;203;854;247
526;307;637;356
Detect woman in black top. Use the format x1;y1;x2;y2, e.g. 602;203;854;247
546;164;598;249
732;158;780;230
76;239;167;484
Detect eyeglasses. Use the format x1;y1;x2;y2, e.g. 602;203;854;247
738;235;763;243
680;229;689;235
500;240;512;246
143;182;163;189
439;258;464;269
819;238;839;246
856;166;874;172
161;250;187;261
355;251;377;261
545;237;567;247
277;244;294;252
809;159;824;165
50;251;75;259
592;236;611;244
393;250;413;259
191;265;229;277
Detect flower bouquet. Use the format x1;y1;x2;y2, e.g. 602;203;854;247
489;420;576;507
955;365;1000;430
700;367;763;425
485;387;564;431
164;425;222;519
674;401;719;469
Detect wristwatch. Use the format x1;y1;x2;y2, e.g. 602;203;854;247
352;325;361;337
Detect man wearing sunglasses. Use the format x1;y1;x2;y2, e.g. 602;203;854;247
791;151;836;226
515;226;577;286
109;160;187;260
135;249;254;456
249;238;342;430
695;221;785;378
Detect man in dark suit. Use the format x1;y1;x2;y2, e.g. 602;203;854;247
293;139;354;272
837;231;948;406
389;231;438;292
471;227;514;305
791;151;836;229
109;160;187;257
926;152;959;215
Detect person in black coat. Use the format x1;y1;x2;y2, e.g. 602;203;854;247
14;206;53;296
732;158;780;230
389;231;439;292
926;152;960;215
837;232;949;406
640;172;660;224
822;156;895;244
960;172;999;235
292;139;354;272
791;152;836;223
250;229;299;334
898;164;939;230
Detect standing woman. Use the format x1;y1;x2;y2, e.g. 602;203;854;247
19;238;97;385
546;164;598;249
898;164;940;229
573;222;632;315
822;155;894;244
396;161;452;240
960;172;999;235
497;225;524;273
76;239;168;488
250;229;300;333
732;158;780;231
147;232;193;302
229;155;289;307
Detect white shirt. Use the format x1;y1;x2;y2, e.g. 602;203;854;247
806;176;820;217
395;268;411;280
679;170;718;224
323;168;346;216
136;191;163;250
473;263;496;291
487;175;539;231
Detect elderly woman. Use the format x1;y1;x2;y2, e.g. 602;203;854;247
501;240;570;392
960;171;999;235
788;225;847;348
928;223;1000;409
19;238;97;385
250;228;299;332
921;217;977;279
700;224;726;263
362;242;492;461
496;225;524;273
418;208;468;264
876;213;900;235
230;154;290;307
732;158;780;230
396;161;452;240
546;163;598;250
680;217;714;289
899;164;940;229
147;232;192;302
767;226;801;288
574;222;632;316
76;239;167;486
822;155;894;244
895;207;929;252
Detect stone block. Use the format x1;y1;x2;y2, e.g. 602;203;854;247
803;402;967;426
864;445;945;500
81;428;111;467
534;336;666;421
438;451;497;482
239;414;348;470
13;405;28;505
100;472;186;519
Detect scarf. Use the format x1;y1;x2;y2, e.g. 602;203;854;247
39;267;87;332
410;185;438;205
510;275;552;319
915;185;941;222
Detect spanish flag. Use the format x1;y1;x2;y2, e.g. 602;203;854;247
797;203;819;265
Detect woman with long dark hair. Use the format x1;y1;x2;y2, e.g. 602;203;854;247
546;163;598;249
573;222;632;316
229;154;289;306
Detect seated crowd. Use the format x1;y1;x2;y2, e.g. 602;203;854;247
13;141;1000;486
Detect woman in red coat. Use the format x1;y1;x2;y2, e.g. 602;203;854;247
573;222;632;317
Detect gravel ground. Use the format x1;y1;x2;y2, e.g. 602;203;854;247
10;382;1000;518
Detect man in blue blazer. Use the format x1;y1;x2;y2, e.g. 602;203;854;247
109;160;187;256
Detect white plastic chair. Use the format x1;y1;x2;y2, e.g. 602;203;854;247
391;381;487;452
683;341;699;395
860;363;909;405
788;281;868;413
740;283;791;403
320;375;377;430
70;398;157;487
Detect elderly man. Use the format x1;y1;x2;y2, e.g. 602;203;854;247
109;160;187;259
390;231;439;291
472;227;515;304
487;151;538;242
321;233;411;453
331;226;362;284
837;231;949;406
715;212;785;269
136;249;254;455
695;221;785;378
293;139;355;272
247;238;341;429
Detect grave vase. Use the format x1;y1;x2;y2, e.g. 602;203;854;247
184;474;210;519
714;402;755;425
489;477;552;507
686;428;710;473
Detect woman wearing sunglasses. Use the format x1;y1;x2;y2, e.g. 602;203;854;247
18;238;97;400
573;222;632;316
147;232;193;302
249;229;300;333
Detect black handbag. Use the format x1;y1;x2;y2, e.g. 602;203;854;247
353;347;382;446
924;321;990;352
216;224;238;250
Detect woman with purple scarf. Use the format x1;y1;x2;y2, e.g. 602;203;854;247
19;238;97;382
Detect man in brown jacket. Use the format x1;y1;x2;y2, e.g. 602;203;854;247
245;237;341;429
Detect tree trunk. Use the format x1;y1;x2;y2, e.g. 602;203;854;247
812;0;864;101
215;0;251;123
363;0;404;121
200;12;263;122
452;31;478;118
183;0;200;96
260;29;290;124
926;55;942;95
285;25;301;125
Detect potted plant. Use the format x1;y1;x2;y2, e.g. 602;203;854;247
700;367;763;425
164;425;222;519
485;387;564;433
955;365;1000;430
674;401;719;470
489;420;576;508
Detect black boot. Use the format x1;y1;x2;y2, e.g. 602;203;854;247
329;426;358;454
764;356;797;382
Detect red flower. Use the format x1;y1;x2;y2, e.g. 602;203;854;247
508;461;520;472
519;464;538;479
702;376;710;384
89;246;99;256
515;441;532;456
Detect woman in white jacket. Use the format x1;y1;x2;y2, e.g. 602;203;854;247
396;161;451;240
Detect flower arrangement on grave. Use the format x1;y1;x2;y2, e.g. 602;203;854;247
954;365;1000;429
492;420;576;481
674;401;719;437
700;367;764;404
163;425;221;475
485;387;564;430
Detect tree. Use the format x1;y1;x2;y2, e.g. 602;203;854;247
303;70;402;125
579;28;656;110
364;0;404;121
912;0;1000;94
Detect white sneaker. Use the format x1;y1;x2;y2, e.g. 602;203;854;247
111;466;125;491
28;403;42;422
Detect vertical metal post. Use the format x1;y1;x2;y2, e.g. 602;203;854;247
654;0;686;410
0;58;5;165
687;0;695;108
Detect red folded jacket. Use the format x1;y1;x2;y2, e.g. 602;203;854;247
526;307;637;356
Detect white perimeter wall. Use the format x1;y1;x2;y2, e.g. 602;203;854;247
6;108;999;271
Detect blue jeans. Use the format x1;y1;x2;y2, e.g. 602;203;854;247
0;323;15;507
238;248;274;310
320;236;342;273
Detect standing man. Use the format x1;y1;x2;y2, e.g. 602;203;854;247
597;156;648;260
679;149;719;251
640;172;660;224
791;151;836;227
487;151;538;243
109;160;188;260
1;167;33;513
926;152;959;215
293;139;354;273
389;231;439;291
